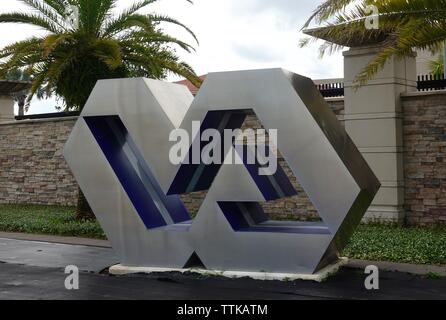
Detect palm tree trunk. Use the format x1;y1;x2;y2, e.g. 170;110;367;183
443;42;446;76
18;105;24;116
17;96;25;116
76;187;95;220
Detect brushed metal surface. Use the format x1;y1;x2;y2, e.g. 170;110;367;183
64;69;380;274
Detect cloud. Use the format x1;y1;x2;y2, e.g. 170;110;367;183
232;42;284;63
229;0;316;15
227;0;321;26
0;0;343;115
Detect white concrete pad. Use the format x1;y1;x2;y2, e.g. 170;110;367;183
109;257;349;282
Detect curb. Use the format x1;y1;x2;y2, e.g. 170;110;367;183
1;232;445;277
0;231;111;248
346;259;446;276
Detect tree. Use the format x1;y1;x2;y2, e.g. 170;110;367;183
428;52;444;78
5;68;44;116
301;0;446;86
0;0;201;219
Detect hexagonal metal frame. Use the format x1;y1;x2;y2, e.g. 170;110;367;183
64;68;380;274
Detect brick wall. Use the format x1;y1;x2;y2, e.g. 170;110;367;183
402;91;446;225
0;99;345;221
0;117;78;206
2;92;445;226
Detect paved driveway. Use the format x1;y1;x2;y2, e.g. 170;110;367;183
0;238;117;272
0;237;445;300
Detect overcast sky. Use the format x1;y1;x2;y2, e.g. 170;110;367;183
0;0;344;114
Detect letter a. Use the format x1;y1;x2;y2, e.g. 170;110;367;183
364;265;379;290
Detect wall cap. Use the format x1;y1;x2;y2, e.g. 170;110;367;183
324;97;345;102
0;116;78;126
401;90;446;98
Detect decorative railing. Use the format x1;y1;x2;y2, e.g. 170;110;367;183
417;74;446;91
15;111;80;120
317;82;344;98
13;75;446;120
317;74;446;97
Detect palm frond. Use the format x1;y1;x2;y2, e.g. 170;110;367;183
302;0;446;85
0;0;199;110
91;38;123;69
119;0;158;16
41;0;69;17
150;14;199;45
303;0;356;29
121;31;195;52
102;13;155;37
0;12;62;32
0;37;44;59
428;52;444;77
42;34;71;57
17;0;68;30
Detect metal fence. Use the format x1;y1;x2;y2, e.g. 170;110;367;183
417;74;446;91
317;82;344;98
13;75;446;120
15;111;80;120
317;74;446;98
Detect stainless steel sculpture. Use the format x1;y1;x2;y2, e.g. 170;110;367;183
64;68;380;274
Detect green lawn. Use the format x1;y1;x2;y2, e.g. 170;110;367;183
0;204;105;239
342;224;446;265
0;204;445;265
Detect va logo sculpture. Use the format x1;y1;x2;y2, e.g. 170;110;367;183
64;69;380;274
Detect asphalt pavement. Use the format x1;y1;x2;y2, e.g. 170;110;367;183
0;237;445;300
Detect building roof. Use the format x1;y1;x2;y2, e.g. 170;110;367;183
0;80;31;96
175;75;206;95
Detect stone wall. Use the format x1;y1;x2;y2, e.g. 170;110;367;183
1;92;445;226
402;91;446;225
0;117;78;206
0;99;344;220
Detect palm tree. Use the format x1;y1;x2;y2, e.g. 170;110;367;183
0;0;200;110
0;0;201;219
301;0;446;86
5;68;44;116
428;52;444;78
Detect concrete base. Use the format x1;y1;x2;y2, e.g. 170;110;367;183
363;206;405;223
109;257;349;282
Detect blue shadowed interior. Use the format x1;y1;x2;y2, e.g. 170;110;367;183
235;145;297;201
84;116;191;230
218;201;330;235
168;109;297;199
165;109;327;234
168;110;248;195
85;111;326;235
219;145;329;235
